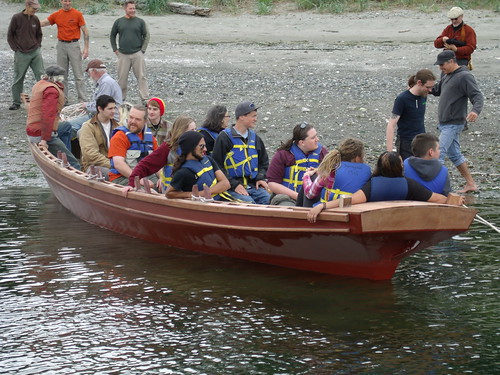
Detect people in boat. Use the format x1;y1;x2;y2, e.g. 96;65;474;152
199;105;230;155
166;131;230;200
297;138;371;208
79;95;120;177
62;59;123;143
266;122;328;206
307;151;460;223
385;69;436;160
404;133;451;196
26;65;80;169
124;115;196;192
147;97;169;145
212;101;270;205
108;104;158;185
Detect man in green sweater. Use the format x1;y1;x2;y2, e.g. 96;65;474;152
110;0;150;104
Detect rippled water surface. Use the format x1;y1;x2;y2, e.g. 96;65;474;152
0;188;498;374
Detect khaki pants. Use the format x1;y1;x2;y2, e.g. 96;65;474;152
117;50;149;103
56;40;87;102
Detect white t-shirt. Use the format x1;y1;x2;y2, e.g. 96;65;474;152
102;120;111;147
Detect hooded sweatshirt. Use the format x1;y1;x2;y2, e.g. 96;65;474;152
404;157;451;196
433;66;483;125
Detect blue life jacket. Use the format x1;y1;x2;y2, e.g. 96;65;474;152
320;162;371;202
181;156;218;194
199;128;219;141
403;159;448;195
369;176;408;202
282;144;322;192
109;126;154;175
160;147;182;191
222;128;259;185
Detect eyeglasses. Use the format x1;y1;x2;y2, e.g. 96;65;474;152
198;144;206;149
450;18;459;21
300;122;309;129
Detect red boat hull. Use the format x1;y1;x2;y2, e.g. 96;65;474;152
31;145;477;280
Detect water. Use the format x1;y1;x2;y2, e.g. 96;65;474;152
0;188;498;374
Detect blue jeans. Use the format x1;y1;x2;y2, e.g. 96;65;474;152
57;121;74;151
47;136;81;170
226;186;270;205
438;124;466;167
68;113;92;133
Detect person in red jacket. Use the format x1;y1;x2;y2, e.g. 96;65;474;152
26;65;80;169
434;7;476;68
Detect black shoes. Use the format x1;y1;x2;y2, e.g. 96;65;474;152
9;103;20;110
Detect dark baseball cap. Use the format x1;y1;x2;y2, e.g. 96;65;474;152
434;50;456;65
235;101;259;119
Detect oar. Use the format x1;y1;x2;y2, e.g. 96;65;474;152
464;204;500;234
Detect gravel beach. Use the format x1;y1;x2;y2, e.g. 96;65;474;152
1;2;498;196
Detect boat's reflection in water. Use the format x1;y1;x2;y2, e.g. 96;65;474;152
1;189;497;374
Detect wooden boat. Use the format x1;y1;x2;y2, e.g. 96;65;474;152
30;144;477;280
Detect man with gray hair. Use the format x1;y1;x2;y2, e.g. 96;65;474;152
26;65;80;169
434;6;476;68
432;50;483;193
62;58;123;144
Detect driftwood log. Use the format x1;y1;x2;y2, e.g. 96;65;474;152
167;2;211;17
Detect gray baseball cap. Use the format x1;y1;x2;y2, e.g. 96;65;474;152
235;101;259;119
45;65;66;77
434;50;456;65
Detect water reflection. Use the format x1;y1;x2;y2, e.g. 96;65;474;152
0;188;498;374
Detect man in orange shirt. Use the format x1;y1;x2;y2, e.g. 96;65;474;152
41;0;89;102
108;105;158;185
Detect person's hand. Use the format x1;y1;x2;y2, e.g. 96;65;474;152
39;139;48;149
82;49;89;59
122;186;133;198
442;36;449;43
304;167;317;177
466;112;478;122
156;179;163;192
114;50;119;56
234;184;249;196
256;180;268;190
444;43;457;52
307;204;324;223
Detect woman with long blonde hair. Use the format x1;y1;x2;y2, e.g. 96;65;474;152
298;138;371;207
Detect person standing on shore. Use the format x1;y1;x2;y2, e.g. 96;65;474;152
434;7;476;69
7;0;44;111
385;69;436;160
40;0;89;103
432;50;483;193
110;0;150;104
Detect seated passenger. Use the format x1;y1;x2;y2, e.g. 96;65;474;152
199;105;230;154
124;115;196;192
212;101;270;205
63;59;122;139
404;133;451;196
266;122;328;206
79;95;120;177
147;97;169;145
108;104;158;185
166;131;230;199
307;151;460;223
297;138;370;207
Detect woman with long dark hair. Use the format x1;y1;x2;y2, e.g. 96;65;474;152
199;105;230;154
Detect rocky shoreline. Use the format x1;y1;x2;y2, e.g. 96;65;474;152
1;2;498;197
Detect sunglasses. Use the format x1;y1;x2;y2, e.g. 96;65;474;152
300;122;309;129
450;17;459;21
198;144;206;149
